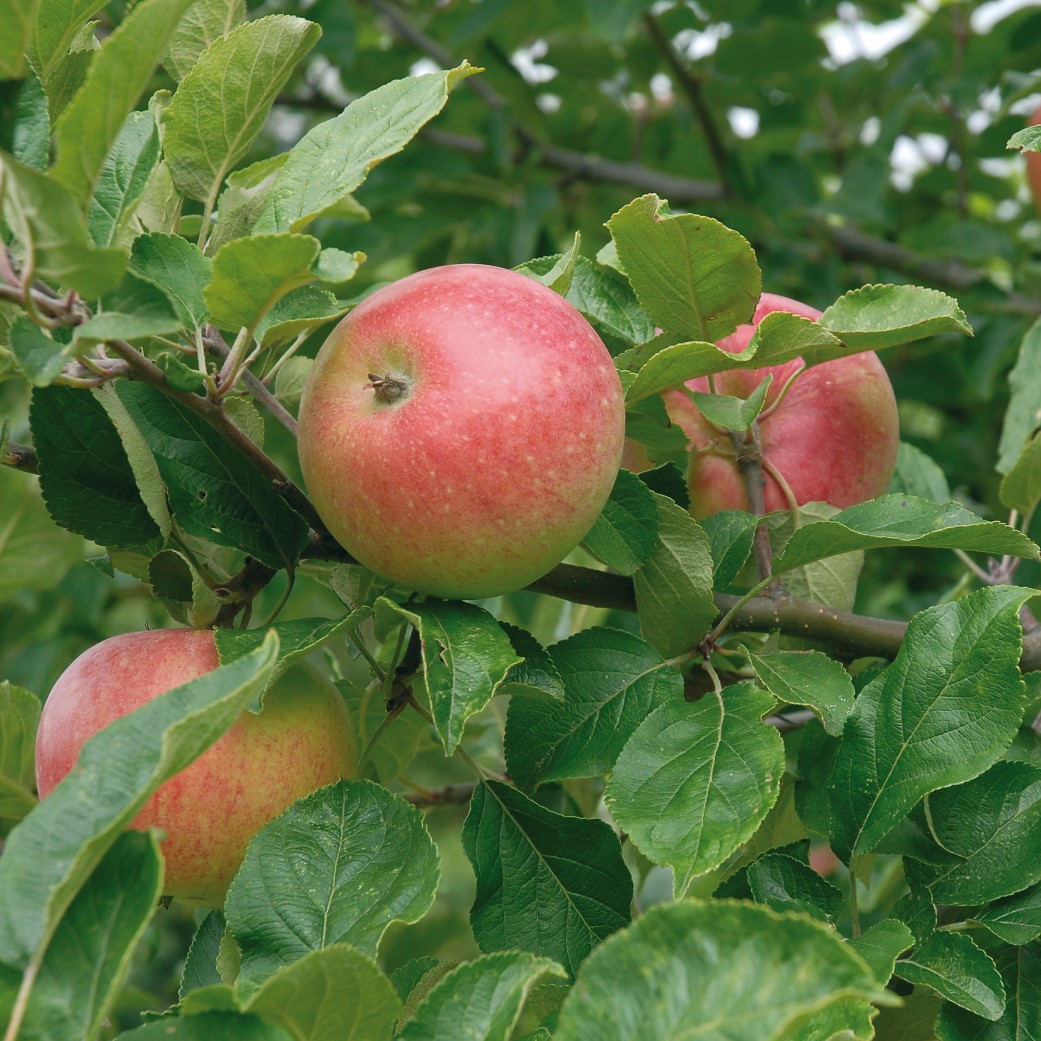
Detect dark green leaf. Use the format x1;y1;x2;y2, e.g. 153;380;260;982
374;598;520;754
118;1011;292;1039
1000;430;1041;516
700;509;759;588
504;626;682;791
973;885;1041;946
462;780;632;977
10;317;72;387
772;496;1039;575
998;316;1041;475
114;381;310;569
30;384;162;546
226;781;439;990
890;441;952;501
896;932;1005;1021
181;911;228;997
582;468;659;575
605;682;785;894
633;491;716;657
75;272;181;342
850;919;915;986
253;285;347;351
916;761;1041;904
747;650;855;736
690;374;772;431
828;586;1031;860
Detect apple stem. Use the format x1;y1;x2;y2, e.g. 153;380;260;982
731;422;784;594
367;372;409;404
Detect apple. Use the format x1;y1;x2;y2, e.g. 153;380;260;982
34;628;357;906
1027;104;1041;216
662;293;899;518
297;264;626;599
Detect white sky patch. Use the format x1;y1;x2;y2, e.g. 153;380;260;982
650;72;673;102
889;133;947;190
673;23;731;61
511;39;557;84
409;58;441;77
728;107;759;139
972;0;1041;32
819;0;937;64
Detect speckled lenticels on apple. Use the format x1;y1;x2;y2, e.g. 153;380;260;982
297;264;626;600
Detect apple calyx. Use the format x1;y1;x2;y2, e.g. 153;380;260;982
367;372;409;404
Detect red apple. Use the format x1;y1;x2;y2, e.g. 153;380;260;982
662;293;899;518
297;264;626;599
1027;104;1041;216
35;628;357;906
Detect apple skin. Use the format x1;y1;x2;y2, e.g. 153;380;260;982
1028;105;1041;216
34;628;357;907
661;293;899;518
297;264;626;599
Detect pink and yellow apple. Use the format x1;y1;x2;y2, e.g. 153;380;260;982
662;293;899;518
297;264;626;599
35;628;357;906
1028;104;1041;216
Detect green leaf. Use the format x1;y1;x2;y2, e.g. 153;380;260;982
28;0;101;88
118;1011;292;1039
51;0;197;203
605;682;785;894
38;24;98;124
0;467;84;603
205;233;321;333
819;284;972;350
374;598;520;755
226;781;440;991
10;317;73;387
895;932;1005;1021
890;441;952;502
87;109;160;247
553;900;892;1041
397;952;565;1041
0;0;41;78
497;623;566;702
163;15;321;206
522;233;581;296
9;72;50;171
242;945;400;1041
700;509;759;588
1008;126;1041;152
504;627;682;791
253;285;347;352
720;851;844;922
462;780;633;977
633;491;716;657
915;761;1041;904
850;919;915;986
746;650;855;736
0;682;41;821
998;316;1041;474
12;830;163;1040
0;149;127;297
973;885;1041;946
74;272;181;342
114;381;310;569
128;232;212;330
581;468;659;575
1000;430;1041;515
181;911;228;997
935;941;1041;1041
605;194;760;342
207;155;286;254
30;384;162;547
161;0;245;80
690;374;773;431
828;586;1032;860
0;634;277;972
254;62;480;233
772;495;1040;575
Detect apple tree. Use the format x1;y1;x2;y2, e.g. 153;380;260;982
2;2;1041;1039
